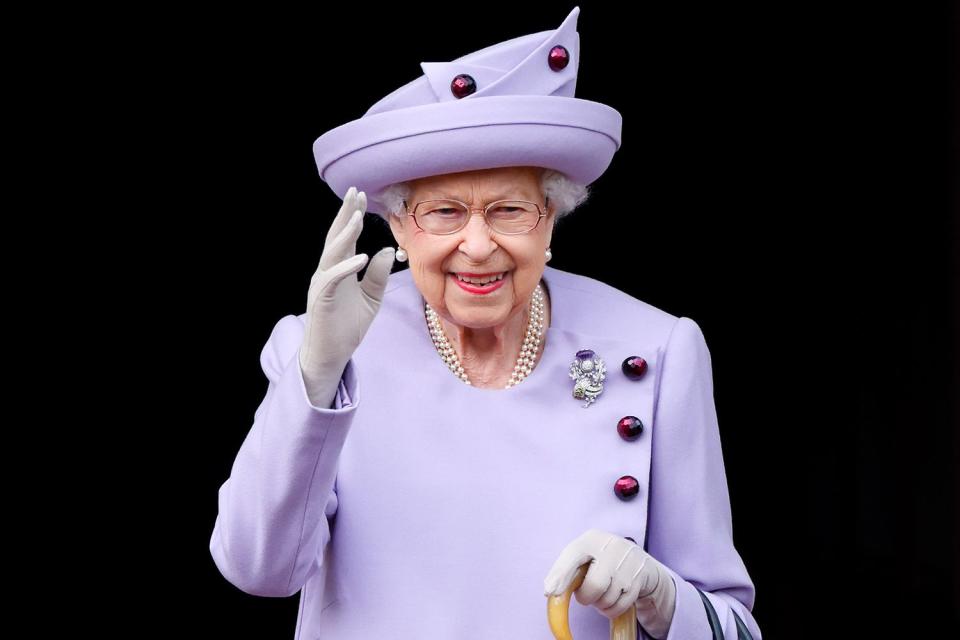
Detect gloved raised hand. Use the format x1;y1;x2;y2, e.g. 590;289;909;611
543;528;677;639
299;186;395;408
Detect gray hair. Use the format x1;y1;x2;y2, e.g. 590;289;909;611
375;168;590;226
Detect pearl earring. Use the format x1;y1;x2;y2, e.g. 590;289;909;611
545;247;552;262
395;247;408;262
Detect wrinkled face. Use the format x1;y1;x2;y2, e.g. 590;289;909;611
388;166;556;330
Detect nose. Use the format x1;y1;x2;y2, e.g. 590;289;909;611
457;209;499;261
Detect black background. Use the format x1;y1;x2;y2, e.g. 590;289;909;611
118;2;957;637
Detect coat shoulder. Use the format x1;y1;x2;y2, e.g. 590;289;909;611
542;266;681;346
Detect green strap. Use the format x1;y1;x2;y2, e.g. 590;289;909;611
732;609;755;640
694;586;755;640
695;586;724;639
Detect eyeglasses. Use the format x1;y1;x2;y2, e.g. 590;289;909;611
403;197;549;235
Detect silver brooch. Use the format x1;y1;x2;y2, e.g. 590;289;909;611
569;349;606;407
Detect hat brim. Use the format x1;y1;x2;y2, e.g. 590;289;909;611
312;95;622;218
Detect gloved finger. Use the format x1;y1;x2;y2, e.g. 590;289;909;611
315;253;368;301
544;529;610;596
544;550;594;597
320;208;364;271
587;540;644;609
323;186;358;256
356;189;367;217
359;247;395;304
593;562;638;611
331;187;367;260
597;584;639;620
572;560;612;607
627;558;654;601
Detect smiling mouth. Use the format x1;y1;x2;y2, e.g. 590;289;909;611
451;271;508;285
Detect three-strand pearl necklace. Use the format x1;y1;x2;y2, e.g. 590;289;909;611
425;282;546;389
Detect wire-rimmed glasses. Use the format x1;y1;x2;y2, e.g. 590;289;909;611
403;197;549;235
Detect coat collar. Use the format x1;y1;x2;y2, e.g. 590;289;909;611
379;265;660;403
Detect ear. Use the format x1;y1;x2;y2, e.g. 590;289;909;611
387;207;408;247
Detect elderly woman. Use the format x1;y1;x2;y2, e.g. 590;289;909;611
209;7;761;640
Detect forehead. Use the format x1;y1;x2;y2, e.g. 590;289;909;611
410;167;542;200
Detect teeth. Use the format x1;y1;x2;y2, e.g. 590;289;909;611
457;272;505;285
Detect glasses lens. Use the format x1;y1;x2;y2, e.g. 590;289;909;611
487;201;541;234
413;199;541;234
414;200;469;234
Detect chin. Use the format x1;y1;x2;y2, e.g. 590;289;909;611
449;307;509;328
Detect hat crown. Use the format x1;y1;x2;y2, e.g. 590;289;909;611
365;6;581;116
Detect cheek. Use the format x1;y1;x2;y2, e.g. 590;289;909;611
512;240;546;268
410;241;457;298
509;269;537;298
504;244;545;296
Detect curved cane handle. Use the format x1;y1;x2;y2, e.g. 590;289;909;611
546;562;638;640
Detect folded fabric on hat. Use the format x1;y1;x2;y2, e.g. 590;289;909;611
311;5;623;218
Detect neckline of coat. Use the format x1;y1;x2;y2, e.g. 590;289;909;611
386;265;571;395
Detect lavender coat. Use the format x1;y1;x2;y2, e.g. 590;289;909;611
210;265;762;639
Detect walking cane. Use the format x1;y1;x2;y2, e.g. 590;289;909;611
547;561;638;640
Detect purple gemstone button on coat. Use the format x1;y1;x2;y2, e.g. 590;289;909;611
622;355;648;379
617;416;644;441
614;475;640;500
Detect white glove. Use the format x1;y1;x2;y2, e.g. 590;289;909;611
543;528;677;639
298;186;395;408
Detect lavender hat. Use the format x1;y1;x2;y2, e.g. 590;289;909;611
311;6;622;218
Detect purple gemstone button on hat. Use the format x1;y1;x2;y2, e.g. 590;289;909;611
548;45;570;71
451;74;477;98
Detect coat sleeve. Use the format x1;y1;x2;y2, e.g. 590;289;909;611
209;313;359;597
641;316;763;639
